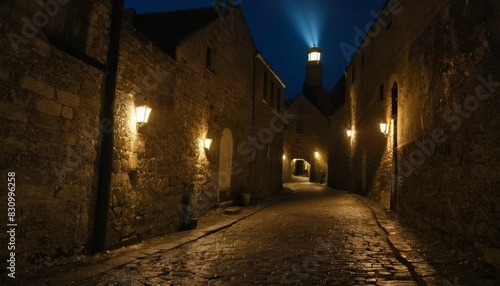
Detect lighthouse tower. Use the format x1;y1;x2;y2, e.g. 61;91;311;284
304;45;323;88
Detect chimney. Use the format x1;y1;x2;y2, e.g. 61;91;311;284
123;8;136;23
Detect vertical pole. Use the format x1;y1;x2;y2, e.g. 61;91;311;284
92;0;124;253
391;83;398;211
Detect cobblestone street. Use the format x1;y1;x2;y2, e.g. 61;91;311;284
3;2;500;286
11;181;498;286
74;182;425;285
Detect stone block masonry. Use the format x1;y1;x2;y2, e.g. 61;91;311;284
21;76;56;99
283;95;329;183
108;8;283;248
329;0;500;269
0;0;285;273
0;0;108;273
36;97;62;116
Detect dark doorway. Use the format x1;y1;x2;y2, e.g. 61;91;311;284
294;159;305;175
218;128;233;202
293;159;311;178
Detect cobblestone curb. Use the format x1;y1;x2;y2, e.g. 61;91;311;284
352;194;447;286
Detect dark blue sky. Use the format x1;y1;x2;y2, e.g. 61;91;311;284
124;0;387;100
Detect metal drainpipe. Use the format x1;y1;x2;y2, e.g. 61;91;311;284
248;53;257;200
92;0;124;253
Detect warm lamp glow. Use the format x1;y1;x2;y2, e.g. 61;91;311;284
204;138;212;150
136;105;152;125
283;154;286;160
380;122;388;135
314;151;319;158
308;45;321;62
347;130;353;137
309;52;320;61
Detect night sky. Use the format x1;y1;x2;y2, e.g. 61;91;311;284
124;0;387;101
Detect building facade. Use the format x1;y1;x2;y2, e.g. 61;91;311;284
283;47;330;183
0;0;284;269
329;0;500;268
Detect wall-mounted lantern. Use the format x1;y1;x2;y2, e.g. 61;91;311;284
283;154;286;160
314;151;319;158
380;122;388;135
346;129;353;138
135;105;152;126
204;138;213;150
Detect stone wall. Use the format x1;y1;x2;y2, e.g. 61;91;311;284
283;95;328;183
329;0;500;268
103;7;285;248
0;1;284;270
249;55;285;199
328;97;353;191
0;0;110;269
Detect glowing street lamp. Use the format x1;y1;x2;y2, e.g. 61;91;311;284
380;122;388;135
204;138;213;150
347;129;353;138
136;105;152;126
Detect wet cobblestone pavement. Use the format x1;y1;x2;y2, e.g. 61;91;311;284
81;183;419;285
13;182;499;285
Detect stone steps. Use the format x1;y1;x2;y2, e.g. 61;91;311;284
224;206;243;215
218;200;233;208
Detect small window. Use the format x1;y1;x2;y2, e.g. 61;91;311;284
206;48;215;70
296;119;304;134
380;84;384;101
276;88;281;111
392;82;398;116
270;81;275;107
351;64;355;83
386;13;393;29
263;73;268;102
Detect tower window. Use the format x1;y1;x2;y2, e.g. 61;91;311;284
206;48;215;70
263;73;268;102
392;82;398;116
351;64;355;83
276;88;281;111
296;119;304;134
386;13;393;29
270;81;275;107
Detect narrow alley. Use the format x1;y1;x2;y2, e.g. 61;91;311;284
2;2;500;284
89;184;417;285
11;179;500;285
24;181;436;285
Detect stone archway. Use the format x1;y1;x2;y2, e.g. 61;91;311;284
218;128;233;202
291;158;311;182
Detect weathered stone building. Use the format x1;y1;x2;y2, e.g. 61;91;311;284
283;47;330;183
329;0;500;268
0;0;284;269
